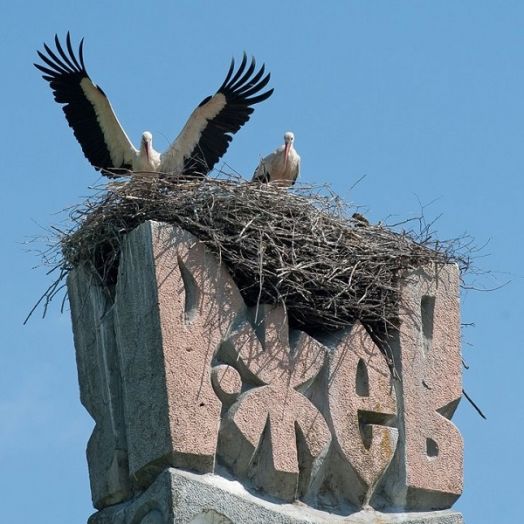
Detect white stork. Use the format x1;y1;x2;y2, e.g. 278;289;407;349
34;33;273;177
252;131;300;186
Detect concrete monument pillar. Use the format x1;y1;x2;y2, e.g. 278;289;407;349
68;221;464;523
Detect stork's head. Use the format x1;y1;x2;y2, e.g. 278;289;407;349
283;131;295;171
142;131;153;145
284;131;295;145
141;131;153;161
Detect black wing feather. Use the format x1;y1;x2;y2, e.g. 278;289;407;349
227;53;248;87
34;32;130;172
54;35;78;71
235;65;267;95
183;54;274;176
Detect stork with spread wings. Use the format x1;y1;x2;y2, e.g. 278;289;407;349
35;33;274;177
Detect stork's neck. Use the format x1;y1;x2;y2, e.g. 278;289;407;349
283;141;292;170
136;137;161;171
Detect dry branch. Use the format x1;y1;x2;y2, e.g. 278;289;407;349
53;174;468;345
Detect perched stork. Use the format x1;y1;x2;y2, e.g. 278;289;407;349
252;131;300;186
34;33;273;177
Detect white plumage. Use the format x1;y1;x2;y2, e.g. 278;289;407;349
252;131;300;186
35;33;273;178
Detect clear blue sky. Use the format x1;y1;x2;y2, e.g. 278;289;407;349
1;2;522;522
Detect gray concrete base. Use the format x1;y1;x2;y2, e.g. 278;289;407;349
88;468;464;524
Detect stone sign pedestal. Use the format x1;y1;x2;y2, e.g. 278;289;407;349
87;468;463;524
68;221;464;523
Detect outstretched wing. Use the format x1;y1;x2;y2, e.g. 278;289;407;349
34;33;137;175
161;53;274;177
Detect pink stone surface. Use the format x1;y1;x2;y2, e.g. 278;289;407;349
115;221;246;482
328;321;398;504
152;224;245;460
211;364;242;400
71;221;464;513
397;264;463;499
219;305;331;500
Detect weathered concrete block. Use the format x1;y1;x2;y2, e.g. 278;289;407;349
218;305;331;501
325;321;398;508
68;222;464;522
114;221;245;486
88;468;464;524
68;265;131;509
384;265;463;510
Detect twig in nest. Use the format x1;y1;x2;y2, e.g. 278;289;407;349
33;174;470;346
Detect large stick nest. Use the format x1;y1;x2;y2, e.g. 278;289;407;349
56;174;467;345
